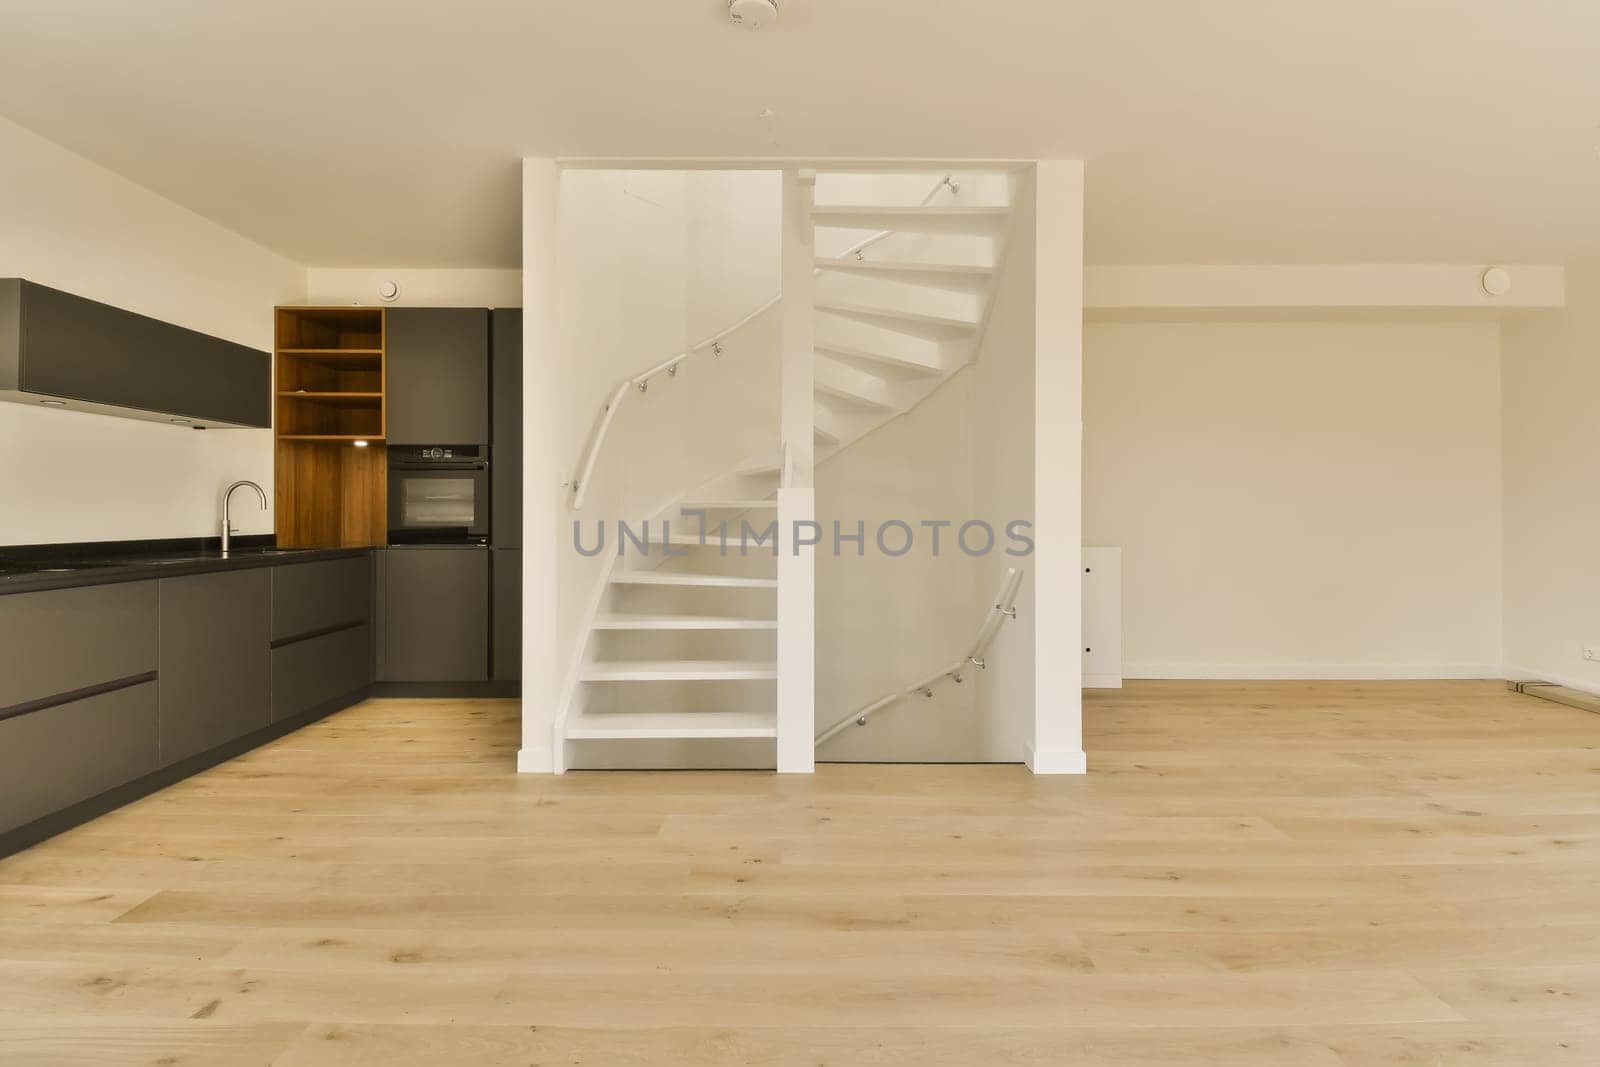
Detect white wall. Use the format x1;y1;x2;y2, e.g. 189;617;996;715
814;370;980;761
1502;265;1600;693
1084;319;1504;678
305;268;521;308
971;171;1037;761
0;114;305;546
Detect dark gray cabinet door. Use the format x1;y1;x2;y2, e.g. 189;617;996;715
272;556;371;641
272;624;372;722
158;569;271;765
386;308;490;445
490;309;522;547
382;547;489;682
0;279;270;427
492;548;521;681
0;581;157;711
0;681;158;835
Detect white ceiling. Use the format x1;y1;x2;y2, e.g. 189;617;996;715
0;0;1595;268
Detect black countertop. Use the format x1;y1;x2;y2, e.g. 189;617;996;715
0;537;370;596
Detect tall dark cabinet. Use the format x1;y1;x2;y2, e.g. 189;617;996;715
385;308;490;445
491;309;523;681
370;305;520;688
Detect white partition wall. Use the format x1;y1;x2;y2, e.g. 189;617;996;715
776;169;817;773
1028;160;1087;774
518;158;559;773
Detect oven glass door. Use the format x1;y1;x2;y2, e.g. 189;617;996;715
389;468;488;541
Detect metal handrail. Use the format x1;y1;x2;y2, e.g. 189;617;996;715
569;173;961;509
814;566;1024;748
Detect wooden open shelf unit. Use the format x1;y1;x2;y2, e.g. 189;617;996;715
274;307;388;548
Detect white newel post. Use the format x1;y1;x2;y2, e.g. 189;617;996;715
1028;160;1088;774
518;157;559;773
776;169;816;774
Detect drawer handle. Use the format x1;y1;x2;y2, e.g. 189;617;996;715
0;670;158;725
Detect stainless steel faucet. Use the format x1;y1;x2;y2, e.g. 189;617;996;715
220;480;268;555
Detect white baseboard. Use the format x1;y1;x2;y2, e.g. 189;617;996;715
1504;664;1600;698
516;746;554;774
1083;674;1123;690
1025;745;1087;775
1124;662;1504;681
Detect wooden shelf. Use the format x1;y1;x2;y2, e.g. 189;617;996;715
275;306;388;548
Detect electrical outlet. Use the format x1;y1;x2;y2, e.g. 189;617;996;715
1585;644;1600;663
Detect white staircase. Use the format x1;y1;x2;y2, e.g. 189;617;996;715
556;169;1017;769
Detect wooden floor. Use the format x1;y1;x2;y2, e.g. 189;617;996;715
3;682;1600;1065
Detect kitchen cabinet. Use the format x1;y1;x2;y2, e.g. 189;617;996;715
0;278;270;428
492;548;521;681
0;682;158;835
0;581;160;836
0;581;157;709
385;308;490;445
490;308;522;547
381;546;489;682
273;624;372;722
272;556;371;641
271;556;374;721
0;551;377;855
157;569;272;765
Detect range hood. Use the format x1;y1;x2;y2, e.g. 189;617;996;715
0;279;270;429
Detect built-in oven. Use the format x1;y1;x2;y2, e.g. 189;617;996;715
387;445;490;544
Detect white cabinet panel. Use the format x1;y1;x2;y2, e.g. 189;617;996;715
1083;547;1122;689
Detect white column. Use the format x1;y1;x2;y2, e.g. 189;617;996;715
776;169;816;773
518;158;560;773
1028;160;1087;775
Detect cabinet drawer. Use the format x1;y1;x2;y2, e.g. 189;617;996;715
272;556;371;641
0;680;158;835
0;581;157;711
272;624;372;722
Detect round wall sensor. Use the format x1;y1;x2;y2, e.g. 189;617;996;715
377;280;401;302
728;0;778;30
1480;266;1512;298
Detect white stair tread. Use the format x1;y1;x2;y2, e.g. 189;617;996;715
815;343;942;375
678;499;778;510
737;455;781;476
610;571;776;588
813;205;1009;227
657;533;773;547
595;613;778;630
566;709;777;740
817;301;978;331
582;660;779;681
815;257;994;277
815;382;893;413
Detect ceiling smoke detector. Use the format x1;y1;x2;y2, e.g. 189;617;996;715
728;0;778;30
